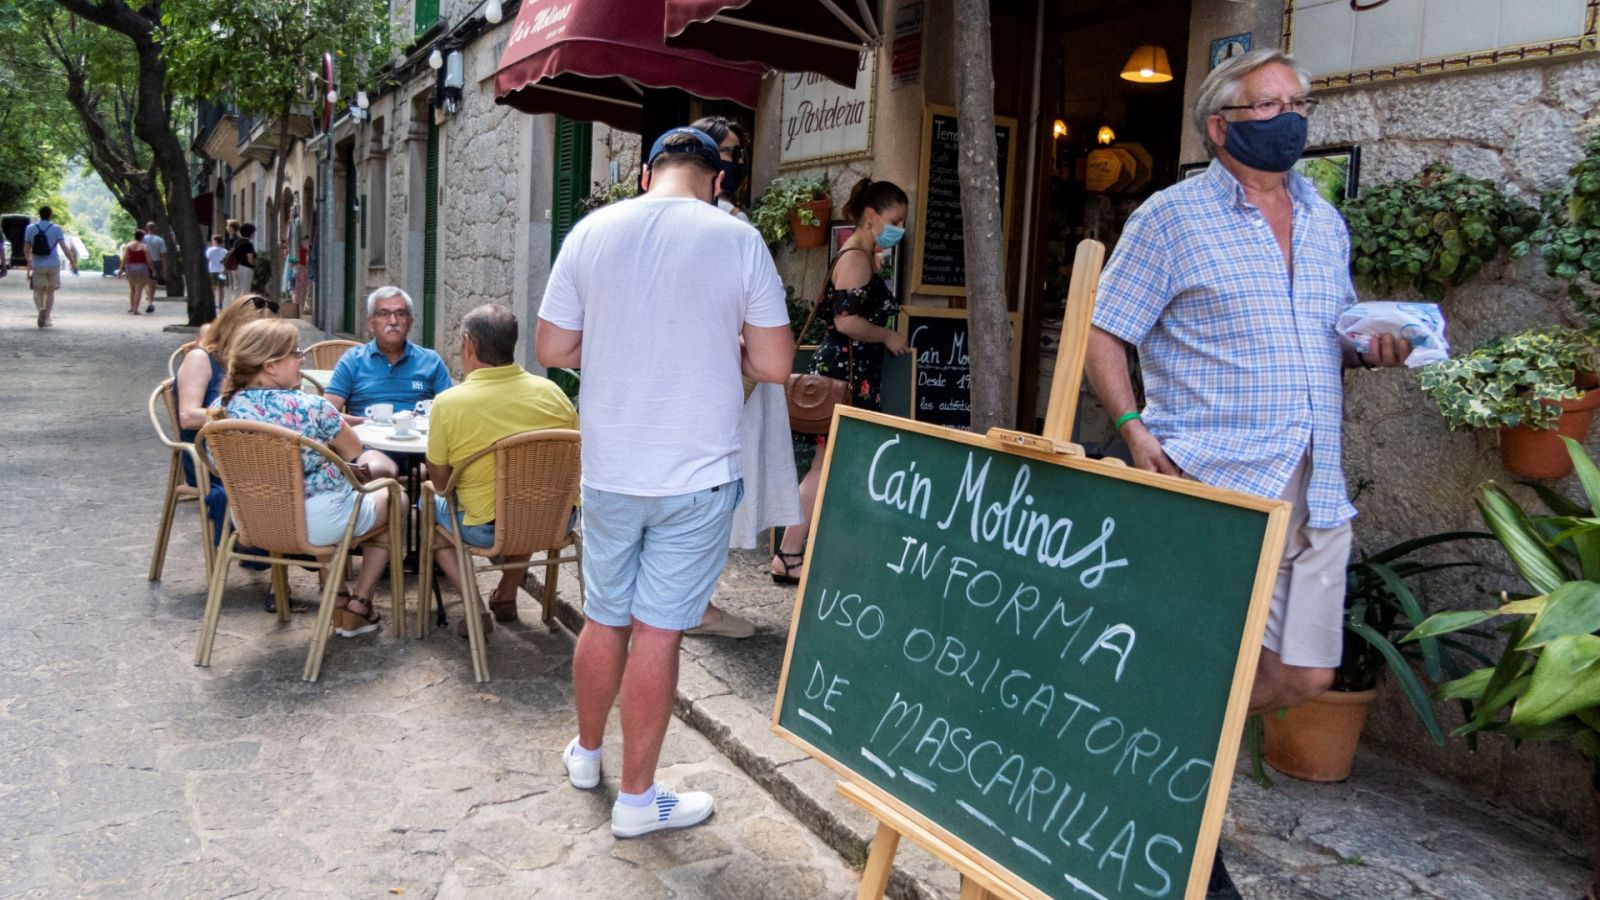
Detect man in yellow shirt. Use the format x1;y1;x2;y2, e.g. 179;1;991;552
427;304;578;635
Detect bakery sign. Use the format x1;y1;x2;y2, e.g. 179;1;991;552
1286;0;1596;88
779;51;875;168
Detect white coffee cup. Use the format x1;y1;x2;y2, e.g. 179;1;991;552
391;411;415;435
414;399;433;417
364;403;394;424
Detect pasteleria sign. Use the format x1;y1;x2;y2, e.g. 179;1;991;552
779;51;875;168
773;408;1289;899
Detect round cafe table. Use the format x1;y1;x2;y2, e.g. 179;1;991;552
301;368;335;394
352;420;446;628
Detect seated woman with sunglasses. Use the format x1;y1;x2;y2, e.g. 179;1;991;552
210;319;402;637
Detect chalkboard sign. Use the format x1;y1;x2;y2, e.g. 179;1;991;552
904;306;1021;431
911;105;1017;296
775;410;1287;900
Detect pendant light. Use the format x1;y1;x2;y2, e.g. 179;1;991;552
1120;45;1173;84
1096;125;1115;145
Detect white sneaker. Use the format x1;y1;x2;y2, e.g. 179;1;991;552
562;737;601;789
611;784;715;838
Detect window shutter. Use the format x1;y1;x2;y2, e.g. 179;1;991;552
414;0;439;35
550;116;592;263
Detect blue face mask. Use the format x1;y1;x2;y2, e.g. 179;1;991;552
877;223;906;249
1223;111;1308;173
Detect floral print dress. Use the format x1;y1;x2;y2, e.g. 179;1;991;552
808;250;899;412
223;388;348;499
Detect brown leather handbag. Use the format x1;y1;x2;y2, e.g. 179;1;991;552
786;256;855;435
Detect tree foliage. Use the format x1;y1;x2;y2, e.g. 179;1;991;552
0;2;79;211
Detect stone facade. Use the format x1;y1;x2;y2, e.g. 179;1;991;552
1184;0;1600;838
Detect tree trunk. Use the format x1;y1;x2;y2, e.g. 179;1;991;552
55;0;214;325
952;0;1013;432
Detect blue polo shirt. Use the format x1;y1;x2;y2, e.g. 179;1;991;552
326;340;453;413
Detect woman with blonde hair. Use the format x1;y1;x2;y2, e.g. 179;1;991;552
212;319;400;637
119;229;154;314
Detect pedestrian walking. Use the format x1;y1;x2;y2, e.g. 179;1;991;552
22;206;78;327
205;235;228;308
1082;48;1409;897
142;221;166;312
118;230;154;315
537;127;794;837
230;223;258;300
223;219;241;296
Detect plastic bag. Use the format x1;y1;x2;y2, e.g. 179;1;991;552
1336;301;1449;368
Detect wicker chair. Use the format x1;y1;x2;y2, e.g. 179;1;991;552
195;419;406;682
419;429;583;682
148;379;216;581
306;339;362;370
167;340;198;381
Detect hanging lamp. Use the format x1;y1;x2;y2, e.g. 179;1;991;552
1120;45;1173;83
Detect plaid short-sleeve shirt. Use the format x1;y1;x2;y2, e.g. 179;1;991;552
1092;159;1357;528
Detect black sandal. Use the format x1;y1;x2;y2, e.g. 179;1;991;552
771;551;805;585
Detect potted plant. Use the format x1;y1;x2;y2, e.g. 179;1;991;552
1420;325;1600;478
1406;437;1600;899
1533;132;1600;327
1261;531;1489;782
1342;163;1538;301
750;173;833;249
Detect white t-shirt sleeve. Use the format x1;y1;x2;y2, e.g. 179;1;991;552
539;228;585;331
742;231;791;328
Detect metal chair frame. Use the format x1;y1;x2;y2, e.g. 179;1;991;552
148;378;217;582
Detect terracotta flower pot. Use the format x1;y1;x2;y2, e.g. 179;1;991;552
1498;386;1600;479
1261;688;1376;783
790;198;832;249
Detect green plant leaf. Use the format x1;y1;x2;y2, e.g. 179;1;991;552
1348;621;1445;743
1515;581;1600;649
1478;484;1572;593
1437;666;1493;701
1509;634;1600;726
1499;596;1549;615
1566;437;1600;513
1520;482;1592;517
1365;531;1493;563
1405;608;1499;641
1364;562;1441;679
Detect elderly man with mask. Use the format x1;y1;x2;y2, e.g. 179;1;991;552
326;286;454;477
1084;49;1410;897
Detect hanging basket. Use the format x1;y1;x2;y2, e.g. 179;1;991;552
790;198;832;249
1498;385;1600;479
1262;688;1377;783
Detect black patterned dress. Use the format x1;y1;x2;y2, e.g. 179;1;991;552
808;249;899;413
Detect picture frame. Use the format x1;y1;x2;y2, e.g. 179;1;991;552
1179;162;1209;180
829;224;902;303
1294;145;1361;204
1209;32;1251;69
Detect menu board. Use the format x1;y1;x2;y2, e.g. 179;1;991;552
911;105;1017;296
903;305;1020;431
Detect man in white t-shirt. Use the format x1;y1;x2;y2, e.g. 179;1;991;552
537;127;794;838
141;221;166;312
204;235;228;307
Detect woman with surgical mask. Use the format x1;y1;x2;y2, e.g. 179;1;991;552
771;178;910;585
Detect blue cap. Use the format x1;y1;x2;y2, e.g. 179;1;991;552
647;127;721;171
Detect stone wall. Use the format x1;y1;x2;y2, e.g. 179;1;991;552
1186;0;1600;837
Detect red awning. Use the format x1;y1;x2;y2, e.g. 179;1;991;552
664;0;879;89
494;0;765;131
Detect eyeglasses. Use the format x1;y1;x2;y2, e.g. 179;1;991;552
272;347;306;363
719;145;745;163
1218;96;1319;119
371;309;412;321
250;296;281;314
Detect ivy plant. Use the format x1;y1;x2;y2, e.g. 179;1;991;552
1419;325;1599;431
749;173;832;248
1342;164;1539;301
1532;132;1600;325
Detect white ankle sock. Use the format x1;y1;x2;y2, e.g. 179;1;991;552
572;741;602;761
617;785;656;808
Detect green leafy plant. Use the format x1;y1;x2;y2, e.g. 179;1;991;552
1532;132;1600;326
749;173;833;248
1342;163;1539;301
1419;325;1599;431
785;283;827;345
580;179;639;215
1407;437;1600;763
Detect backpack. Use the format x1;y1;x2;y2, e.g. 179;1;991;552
30;224;53;256
222;246;239;272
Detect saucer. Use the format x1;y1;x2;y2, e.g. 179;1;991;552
388;432;422;441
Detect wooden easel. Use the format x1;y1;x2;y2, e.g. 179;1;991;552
843;239;1108;900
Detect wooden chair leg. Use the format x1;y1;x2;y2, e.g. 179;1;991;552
541;552;559;626
198;497;220;585
418;518;435;640
388;494;406;639
303;553;346;682
150;454;183;581
195;530;236;667
572;534;585;609
459;540;490;682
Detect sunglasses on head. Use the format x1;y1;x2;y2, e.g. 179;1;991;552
251;297;281;314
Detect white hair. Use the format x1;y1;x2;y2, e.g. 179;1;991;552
1192;48;1312;158
365;286;414;317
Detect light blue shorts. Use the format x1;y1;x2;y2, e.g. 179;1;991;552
432;495;496;549
580;480;743;631
304;489;384;547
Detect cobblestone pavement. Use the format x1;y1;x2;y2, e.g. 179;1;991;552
0;275;864;898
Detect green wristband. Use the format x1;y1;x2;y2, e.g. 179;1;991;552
1113;411;1142;430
